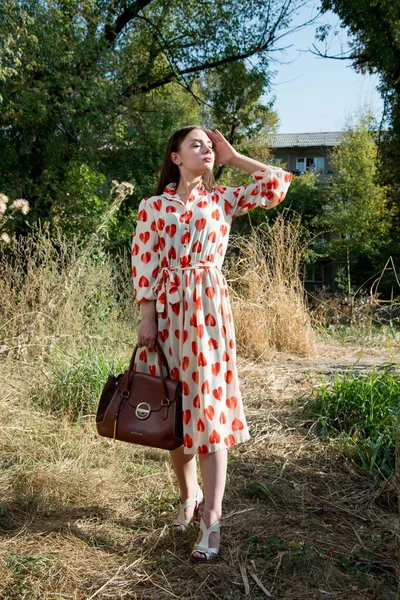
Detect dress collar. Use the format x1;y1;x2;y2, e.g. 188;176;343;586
162;179;207;200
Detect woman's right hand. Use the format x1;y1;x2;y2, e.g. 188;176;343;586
137;316;158;350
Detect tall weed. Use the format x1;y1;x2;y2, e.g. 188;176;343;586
227;210;316;359
307;366;400;479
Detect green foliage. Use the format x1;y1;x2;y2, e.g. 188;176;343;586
307;365;400;479
0;0;305;250
315;116;391;258
30;347;128;420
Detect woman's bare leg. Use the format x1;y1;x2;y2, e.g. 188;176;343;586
169;445;200;522
192;448;228;559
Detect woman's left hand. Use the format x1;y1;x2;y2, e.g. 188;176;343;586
204;129;238;165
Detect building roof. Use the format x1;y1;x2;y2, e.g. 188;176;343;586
266;132;343;148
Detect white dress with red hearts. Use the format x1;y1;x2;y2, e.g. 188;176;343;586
131;166;292;454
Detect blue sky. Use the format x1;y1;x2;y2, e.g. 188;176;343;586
264;4;384;133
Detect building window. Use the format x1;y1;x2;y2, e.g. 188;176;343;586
296;157;325;174
305;263;324;283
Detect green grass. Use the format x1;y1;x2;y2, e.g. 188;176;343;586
30;346;128;420
305;364;400;479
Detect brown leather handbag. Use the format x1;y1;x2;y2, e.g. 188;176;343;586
96;340;183;450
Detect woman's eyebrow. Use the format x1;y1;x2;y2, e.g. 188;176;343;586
191;138;213;145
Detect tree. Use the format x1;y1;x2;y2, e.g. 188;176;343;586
313;115;393;295
0;0;316;241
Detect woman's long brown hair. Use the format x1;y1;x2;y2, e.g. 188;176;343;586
155;125;215;195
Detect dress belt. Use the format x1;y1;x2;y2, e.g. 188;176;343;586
154;261;219;314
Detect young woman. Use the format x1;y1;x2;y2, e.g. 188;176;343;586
131;126;292;562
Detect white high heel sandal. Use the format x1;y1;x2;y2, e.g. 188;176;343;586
173;488;204;532
191;517;220;562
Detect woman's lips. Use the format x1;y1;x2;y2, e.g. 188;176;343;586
202;157;213;163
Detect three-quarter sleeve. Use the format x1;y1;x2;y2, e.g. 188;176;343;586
224;166;292;219
131;198;160;304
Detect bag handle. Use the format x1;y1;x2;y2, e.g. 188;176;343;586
120;340;173;402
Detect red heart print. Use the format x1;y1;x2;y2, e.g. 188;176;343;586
208;338;219;351
205;313;216;326
137;209;148;222
174;329;180;339
224;370;233;384
222;351;230;361
196;297;202;310
166;224;176;237
171;303;180;316
192;240;202;253
221;325;227;338
153;199;162;211
208;231;217;243
182;381;190;396
211;362;220;376
205;286;215;299
183;410;191;425
139;231;150;244
220;225;228;236
152;266;159;279
180;256;191;268
197;324;205;338
190;313;197;327
232;418;244;431
166;205;176;213
204;406;215;421
224;200;233;215
183;329;188;343
179;211;193;224
171;367;180;380
192;341;198;356
181;231;190;244
212;387;222;401
149;365;156;376
193;394;201;408
150;220;156;231
131;243;139;256
209;430;220;444
226;396;238;410
131;265;137;277
198;445;208;454
198;352;207;367
224;434;235;447
139;349;147;362
217;243;223;256
219;411;227;424
197;418;205;432
192;372;199;384
211;209;220;220
197;200;208;208
159;237;166;250
194;218;206;231
158;329;169;343
168;247;176;260
157;218;165;230
184;434;193;448
182;356;189;371
229;339;234;349
266;177;279;190
201;380;210;394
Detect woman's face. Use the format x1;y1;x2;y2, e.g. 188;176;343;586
171;129;215;175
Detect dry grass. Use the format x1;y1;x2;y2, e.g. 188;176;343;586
0;214;399;598
0;225;137;362
0;343;399;599
226;210;316;360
